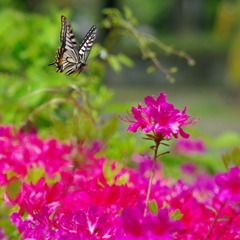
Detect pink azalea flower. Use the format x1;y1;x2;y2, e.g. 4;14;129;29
132;153;161;175
180;162;197;174
0;228;8;240
215;166;240;203
6;177;63;215
121;92;199;140
121;202;181;239
0;126;72;182
2;125;240;239
10;211;58;240
174;138;206;155
11;206;119;240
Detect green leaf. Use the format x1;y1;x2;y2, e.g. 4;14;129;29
171;209;184;220
102;18;112;28
123;6;138;25
101;116;118;140
188;58;196;66
222;147;240;168
169;67;178;73
116;173;129;185
103;161;123;185
166;74;175;83
148;199;158;215
6;178;22;200
232;147;240;166
117;53;134;67
123;6;133;20
146;65;155;73
108;55;121;72
215;132;240;147
222;152;231;169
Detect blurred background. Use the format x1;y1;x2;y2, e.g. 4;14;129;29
0;0;240;137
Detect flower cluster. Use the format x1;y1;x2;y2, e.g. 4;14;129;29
0;126;239;239
121;92;199;140
174;138;206;156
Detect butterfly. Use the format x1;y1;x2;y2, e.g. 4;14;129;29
49;15;97;76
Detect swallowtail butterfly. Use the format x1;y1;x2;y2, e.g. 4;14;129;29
49;15;97;76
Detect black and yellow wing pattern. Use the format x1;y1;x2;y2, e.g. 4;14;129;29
49;16;97;76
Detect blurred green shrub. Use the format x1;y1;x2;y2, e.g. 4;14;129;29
0;8;112;131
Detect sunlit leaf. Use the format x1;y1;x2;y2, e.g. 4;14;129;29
148;199;158;215
6;178;22;200
146;65;155;73
232;147;240;165
222;152;231;169
102;116;118;141
171;209;184;220
116;173;129;185
117;53;134;67
108;55;121;72
169;67;178;73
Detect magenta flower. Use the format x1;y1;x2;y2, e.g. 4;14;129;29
121;92;199;140
215;166;240;203
174;138;206;156
2;125;240;239
121;202;181;239
132;153;161;175
180;163;197;175
11;206;119;240
0;228;8;240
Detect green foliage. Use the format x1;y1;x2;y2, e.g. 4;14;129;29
107;53;133;72
6;179;22;200
171;209;184;221
103;161;126;185
103;132;149;164
0;8;114;138
101;116;119;141
102;6;195;82
222;147;240;169
211;131;240;148
0;204;19;240
115;172;129;186
148;199;158;215
0;10;62;123
121;0;174;28
0;6;197;146
203;0;223;31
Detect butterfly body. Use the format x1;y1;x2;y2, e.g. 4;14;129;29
49;16;97;76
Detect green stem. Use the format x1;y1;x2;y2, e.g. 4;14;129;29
144;139;160;217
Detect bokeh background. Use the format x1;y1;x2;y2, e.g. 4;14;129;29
1;0;240;137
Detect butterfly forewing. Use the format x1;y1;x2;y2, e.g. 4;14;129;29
60;16;77;51
49;16;97;76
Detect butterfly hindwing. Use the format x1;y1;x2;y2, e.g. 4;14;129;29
79;25;97;63
49;16;97;76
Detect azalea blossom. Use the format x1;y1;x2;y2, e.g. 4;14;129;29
0;228;8;240
121;92;199;140
215;166;240;203
174;138;206;156
0;126;239;239
121;203;181;239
